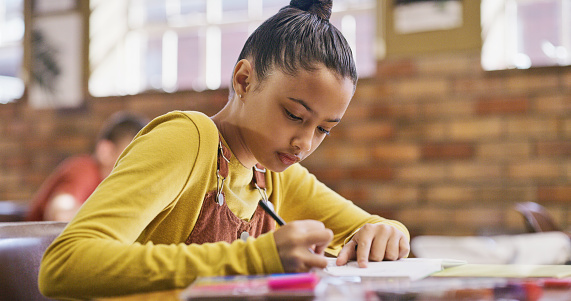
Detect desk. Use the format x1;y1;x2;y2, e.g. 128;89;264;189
100;278;571;301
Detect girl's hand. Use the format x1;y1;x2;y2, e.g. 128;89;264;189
273;220;333;273
336;223;409;268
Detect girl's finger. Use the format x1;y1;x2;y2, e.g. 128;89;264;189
399;236;411;258
354;229;376;268
382;234;401;261
336;239;357;266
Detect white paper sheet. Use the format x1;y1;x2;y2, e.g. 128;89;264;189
324;258;465;281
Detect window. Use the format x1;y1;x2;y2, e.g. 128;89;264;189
0;0;25;104
89;0;376;97
482;0;571;70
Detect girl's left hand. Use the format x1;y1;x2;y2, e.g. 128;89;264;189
335;223;409;268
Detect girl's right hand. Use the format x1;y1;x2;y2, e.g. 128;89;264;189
273;220;333;273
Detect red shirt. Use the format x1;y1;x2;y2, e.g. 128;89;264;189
26;155;102;221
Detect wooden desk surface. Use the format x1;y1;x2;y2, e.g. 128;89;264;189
99;281;571;301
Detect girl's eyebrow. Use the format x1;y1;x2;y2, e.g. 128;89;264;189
287;97;341;123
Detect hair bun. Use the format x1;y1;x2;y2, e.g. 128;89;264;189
290;0;333;20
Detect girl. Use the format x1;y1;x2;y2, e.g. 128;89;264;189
39;0;409;299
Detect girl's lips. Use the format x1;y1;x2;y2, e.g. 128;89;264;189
278;152;300;166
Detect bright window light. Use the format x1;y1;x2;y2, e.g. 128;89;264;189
89;0;376;97
162;30;178;92
0;0;24;104
482;0;571;70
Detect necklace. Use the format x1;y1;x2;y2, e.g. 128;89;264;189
216;140;269;209
216;141;230;206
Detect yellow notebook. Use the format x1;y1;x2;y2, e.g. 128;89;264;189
433;264;571;278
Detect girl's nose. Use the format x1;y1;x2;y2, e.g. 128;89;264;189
292;129;313;152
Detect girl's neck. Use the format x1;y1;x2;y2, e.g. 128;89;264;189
211;111;255;169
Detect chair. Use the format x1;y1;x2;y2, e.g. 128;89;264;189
515;202;560;233
0;221;67;301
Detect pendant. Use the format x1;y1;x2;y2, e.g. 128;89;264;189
217;193;225;206
240;231;249;241
266;200;275;212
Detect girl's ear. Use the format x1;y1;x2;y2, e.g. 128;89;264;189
232;59;253;99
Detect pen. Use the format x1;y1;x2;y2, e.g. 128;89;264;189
259;199;286;226
258;199;315;254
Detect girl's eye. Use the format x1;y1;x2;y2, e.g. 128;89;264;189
285;109;302;121
317;126;330;136
285;108;330;135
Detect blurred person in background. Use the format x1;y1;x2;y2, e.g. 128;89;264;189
26;112;148;222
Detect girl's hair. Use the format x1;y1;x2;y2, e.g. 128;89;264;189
232;0;357;95
97;111;148;144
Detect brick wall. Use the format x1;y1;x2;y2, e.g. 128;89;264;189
1;51;570;238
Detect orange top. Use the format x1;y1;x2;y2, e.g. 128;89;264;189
26;155;101;221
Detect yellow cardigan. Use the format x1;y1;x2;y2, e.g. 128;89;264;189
39;111;409;299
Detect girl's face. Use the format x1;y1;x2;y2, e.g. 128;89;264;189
239;65;354;172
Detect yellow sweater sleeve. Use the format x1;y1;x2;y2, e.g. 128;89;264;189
273;164;410;256
39;112;283;299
